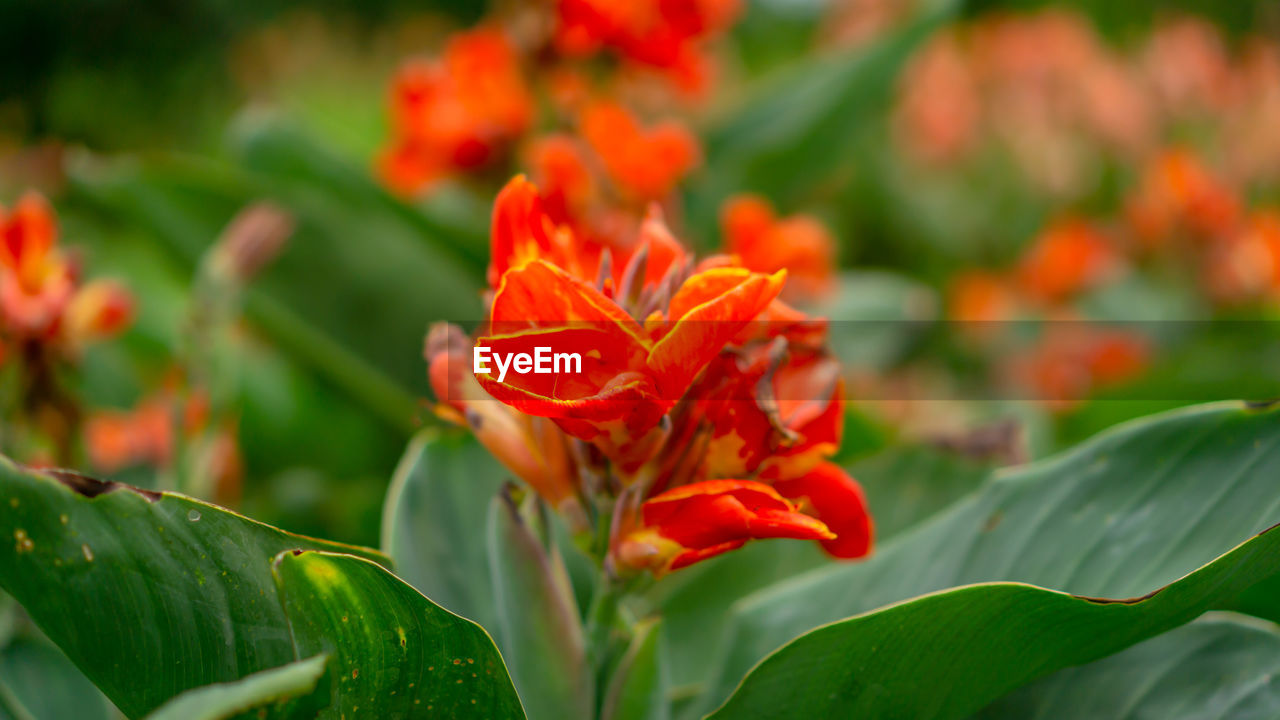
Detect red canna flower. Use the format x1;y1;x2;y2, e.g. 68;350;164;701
378;28;533;195
475;258;784;472
431;175;875;572
580;101;699;203
720;194;836;301
613;479;834;575
1007;324;1148;411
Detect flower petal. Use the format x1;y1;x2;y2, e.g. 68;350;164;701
774;462;873;559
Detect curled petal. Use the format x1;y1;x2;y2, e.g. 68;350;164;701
774;462;873;559
426;322;578;505
648;268;785;397
489;176;561;286
490;260;648;344
618;478;833;575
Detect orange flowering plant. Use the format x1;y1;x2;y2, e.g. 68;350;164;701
428;176;872;578
0;192;134;463
10;3;1280;720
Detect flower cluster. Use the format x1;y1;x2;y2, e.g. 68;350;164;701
0;191;134;464
378;28;534;195
84;384;243;504
553;0;741;94
376;0;729;198
428;176;871;576
949;145;1280;409
948;217;1145;410
896;11;1280;194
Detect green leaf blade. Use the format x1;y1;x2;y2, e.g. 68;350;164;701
699;402;1280;717
143;655;329;720
0;459;386;718
271;550;525;720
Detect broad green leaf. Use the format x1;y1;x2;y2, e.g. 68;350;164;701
0;458;386;718
976;618;1280;719
143;655;328;720
271;550;525;719
708;531;1280;720
381;430;505;630
487;489;592;720
854;444;992;541
0;636;113;720
601;620;668;720
653;541;825;696
698;401;1280;716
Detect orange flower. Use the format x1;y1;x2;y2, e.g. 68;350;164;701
0;192;75;337
949;271;1018;325
0;192;133;347
526;136;599;230
1125;149;1241;245
1007;324;1147;411
1204;211;1280;304
580;101;699;202
378;28;533;195
1015;218;1119;304
475;259;784;472
613;479;834;575
895;32;980;164
720;194;836;300
554;0;740;94
64;280;134;346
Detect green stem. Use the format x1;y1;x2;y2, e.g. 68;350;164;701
243;291;420;436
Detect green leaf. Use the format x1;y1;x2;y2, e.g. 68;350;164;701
601;620;669;720
652;541;826;698
709;540;1280;720
698;401;1280;717
271;550;525;719
693;0;956;212
143;655;329;720
0;636;113;720
381;430;506;630
853;445;992;541
976;619;1280;719
487;489;592;720
0;458;387;718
